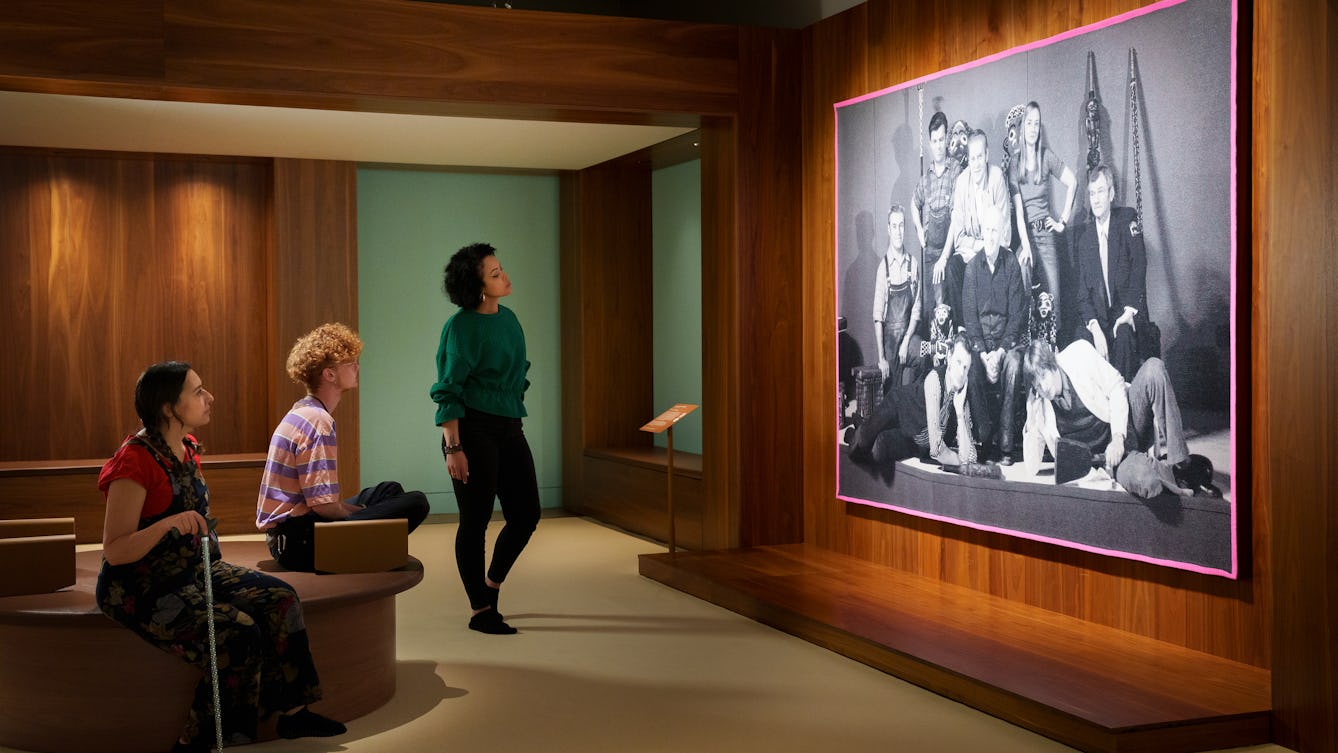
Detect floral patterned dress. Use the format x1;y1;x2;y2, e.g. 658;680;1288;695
95;434;323;746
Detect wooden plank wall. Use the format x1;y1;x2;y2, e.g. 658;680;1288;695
0;150;359;532
1256;0;1336;750
271;158;361;495
803;0;1337;750
733;28;805;547
801;0;1269;665
0;150;271;459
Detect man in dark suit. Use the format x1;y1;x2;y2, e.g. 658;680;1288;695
1074;164;1147;382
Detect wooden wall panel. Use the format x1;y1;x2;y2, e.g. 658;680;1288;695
801;3;869;554
0;0;735;121
0;457;264;544
801;0;1271;671
563;160;654;451
699;115;741;550
735;27;805;547
0;0;162;81
270;159;359;494
153;159;271;454
161;0;738;117
1258;0;1337;748
0;150;269;461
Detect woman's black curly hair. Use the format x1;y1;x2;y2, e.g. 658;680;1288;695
442;242;497;309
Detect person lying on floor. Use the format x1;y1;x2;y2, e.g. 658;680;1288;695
845;335;977;468
1020;339;1210;497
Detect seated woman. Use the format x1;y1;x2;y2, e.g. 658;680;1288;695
96;362;346;752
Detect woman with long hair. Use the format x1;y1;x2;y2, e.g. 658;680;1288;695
96;362;344;752
1009;101;1078;337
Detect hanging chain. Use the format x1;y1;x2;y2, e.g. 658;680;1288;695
202;530;223;753
917;85;925;176
1084;52;1101;171
1128;48;1143;226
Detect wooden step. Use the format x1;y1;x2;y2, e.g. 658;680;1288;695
640;544;1270;753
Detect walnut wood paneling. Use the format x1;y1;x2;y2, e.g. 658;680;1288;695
270;158;360;494
562;160;654;451
735;27;804;547
800;0;1271;675
0;0;163;81
0;150;269;461
1258;0;1337;748
0;0;737;120
162;0;738;117
153;158;272;453
558;160;657;537
570;451;705;551
699;115;741;551
0;456;265;544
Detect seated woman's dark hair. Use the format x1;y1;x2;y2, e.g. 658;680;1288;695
134;361;192;434
443;242;497;309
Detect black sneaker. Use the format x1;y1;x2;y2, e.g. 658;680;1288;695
469;609;517;635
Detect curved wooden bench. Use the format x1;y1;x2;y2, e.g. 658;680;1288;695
0;541;423;753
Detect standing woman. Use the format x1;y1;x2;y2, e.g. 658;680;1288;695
431;242;541;635
96;362;344;752
1009;101;1078;337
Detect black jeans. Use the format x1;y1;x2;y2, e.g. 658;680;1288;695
265;480;430;572
448;408;541;611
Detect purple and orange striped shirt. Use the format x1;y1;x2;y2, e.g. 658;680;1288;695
256;396;340;530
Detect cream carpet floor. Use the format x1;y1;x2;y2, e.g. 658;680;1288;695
50;515;1286;753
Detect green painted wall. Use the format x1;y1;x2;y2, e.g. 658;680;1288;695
651;160;703;454
357;168;562;513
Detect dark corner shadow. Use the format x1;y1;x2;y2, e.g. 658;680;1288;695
332;660;464;744
498;612;757;635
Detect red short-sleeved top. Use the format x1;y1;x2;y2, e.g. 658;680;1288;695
97;435;200;520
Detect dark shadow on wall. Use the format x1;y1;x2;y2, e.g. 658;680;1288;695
839;209;878;400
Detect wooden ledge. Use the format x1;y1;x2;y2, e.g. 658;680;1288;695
0;453;267;477
640;544;1270;753
585;446;703;479
0;542;423;625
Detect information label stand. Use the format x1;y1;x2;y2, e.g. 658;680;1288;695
639;403;698;554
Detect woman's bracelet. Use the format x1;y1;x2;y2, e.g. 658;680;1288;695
443;442;463;455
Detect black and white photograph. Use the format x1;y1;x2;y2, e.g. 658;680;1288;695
834;0;1240;576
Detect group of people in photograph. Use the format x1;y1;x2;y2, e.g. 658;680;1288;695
847;101;1221;502
95;242;538;751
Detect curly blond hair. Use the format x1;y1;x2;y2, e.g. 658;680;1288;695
286;322;363;390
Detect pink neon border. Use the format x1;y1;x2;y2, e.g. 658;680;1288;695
832;0;1240;578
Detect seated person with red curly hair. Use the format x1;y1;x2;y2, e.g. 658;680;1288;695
257;323;430;572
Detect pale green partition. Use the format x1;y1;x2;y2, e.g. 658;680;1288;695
357;167;562;512
651;159;703;454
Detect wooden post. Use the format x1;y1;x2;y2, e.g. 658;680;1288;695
666;426;676;554
639;403;698;555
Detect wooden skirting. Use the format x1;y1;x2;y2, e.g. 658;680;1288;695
0;454;267;544
639;544;1270;753
566;448;705;549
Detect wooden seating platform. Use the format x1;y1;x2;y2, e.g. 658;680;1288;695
0;541;423;753
640;544;1270;753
